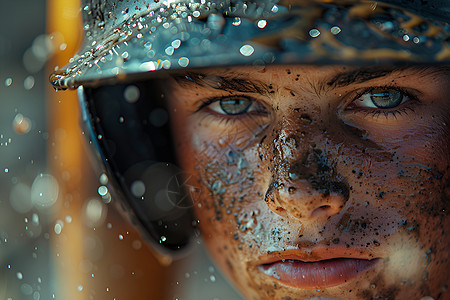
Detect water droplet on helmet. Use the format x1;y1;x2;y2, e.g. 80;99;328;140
257;20;267;29
309;29;320;38
240;45;254;56
178;57;189;67
331;26;341;35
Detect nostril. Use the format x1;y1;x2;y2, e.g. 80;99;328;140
310;205;335;219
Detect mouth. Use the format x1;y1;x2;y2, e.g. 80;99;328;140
258;250;381;289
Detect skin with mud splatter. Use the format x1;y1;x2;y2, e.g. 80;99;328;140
168;65;449;299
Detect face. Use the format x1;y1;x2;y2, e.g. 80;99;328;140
166;65;450;299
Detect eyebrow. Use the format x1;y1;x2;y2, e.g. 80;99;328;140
173;72;270;95
327;65;450;88
173;65;450;94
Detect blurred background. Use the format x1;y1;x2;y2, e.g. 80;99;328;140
0;0;242;299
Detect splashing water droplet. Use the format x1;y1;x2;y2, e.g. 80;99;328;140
131;181;145;197
31;174;59;208
99;173;108;185
98;186;108;196
84;198;107;227
124;85;140;103
13;113;32;134
54;222;62;234
23;76;35;90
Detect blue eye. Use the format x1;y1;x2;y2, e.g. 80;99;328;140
208;97;255;115
356;89;409;109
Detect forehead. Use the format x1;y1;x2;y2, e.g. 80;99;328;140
172;64;450;93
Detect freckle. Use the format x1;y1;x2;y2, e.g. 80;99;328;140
290;91;295;96
288;187;296;194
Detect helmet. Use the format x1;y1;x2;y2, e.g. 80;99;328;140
51;0;450;89
50;0;450;259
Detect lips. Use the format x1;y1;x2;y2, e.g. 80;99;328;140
257;247;381;289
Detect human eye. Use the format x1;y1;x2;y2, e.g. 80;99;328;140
345;87;419;118
200;96;269;117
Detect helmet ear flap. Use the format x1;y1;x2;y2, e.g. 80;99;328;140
80;80;197;258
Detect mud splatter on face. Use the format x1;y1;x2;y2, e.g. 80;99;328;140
168;65;450;300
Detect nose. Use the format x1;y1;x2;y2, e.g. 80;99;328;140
264;151;349;221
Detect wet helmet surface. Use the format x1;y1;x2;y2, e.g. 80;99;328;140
51;0;449;258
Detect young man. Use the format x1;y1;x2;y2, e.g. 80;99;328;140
51;0;449;298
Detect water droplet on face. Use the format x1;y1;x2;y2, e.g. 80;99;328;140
118;234;124;240
77;285;83;292
124;85;140;103
309;29;320;38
